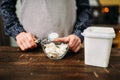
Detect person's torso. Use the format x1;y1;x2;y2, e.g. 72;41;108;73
16;0;76;39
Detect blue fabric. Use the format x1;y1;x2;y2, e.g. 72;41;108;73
0;0;92;42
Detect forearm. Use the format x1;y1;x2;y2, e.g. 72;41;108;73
73;0;93;42
0;0;25;39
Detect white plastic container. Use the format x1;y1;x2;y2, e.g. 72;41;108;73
82;27;116;67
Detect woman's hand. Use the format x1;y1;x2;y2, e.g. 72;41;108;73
54;34;82;52
16;32;37;51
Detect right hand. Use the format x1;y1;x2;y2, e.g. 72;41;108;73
54;34;82;53
16;32;37;51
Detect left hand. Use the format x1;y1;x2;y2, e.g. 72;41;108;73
16;32;37;51
54;34;82;52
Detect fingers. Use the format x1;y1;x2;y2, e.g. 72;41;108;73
26;33;37;48
68;35;77;49
73;40;82;52
16;32;37;51
54;37;69;43
16;36;26;51
68;35;82;52
54;34;82;53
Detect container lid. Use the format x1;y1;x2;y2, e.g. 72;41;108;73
82;27;116;38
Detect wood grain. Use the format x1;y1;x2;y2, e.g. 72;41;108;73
0;46;120;80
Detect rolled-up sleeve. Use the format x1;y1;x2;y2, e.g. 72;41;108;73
0;0;25;39
73;0;93;42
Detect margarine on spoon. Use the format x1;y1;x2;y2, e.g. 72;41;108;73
48;32;59;41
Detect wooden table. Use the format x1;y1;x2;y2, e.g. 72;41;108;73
0;46;120;80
